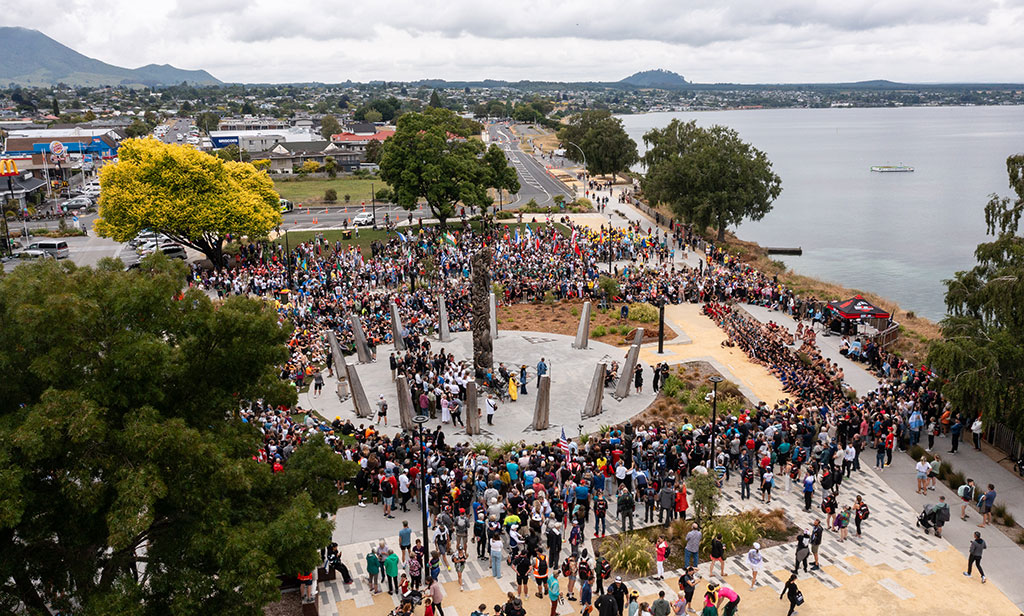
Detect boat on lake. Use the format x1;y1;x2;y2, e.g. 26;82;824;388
870;164;914;172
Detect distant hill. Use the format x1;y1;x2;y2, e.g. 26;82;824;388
0;27;221;87
619;69;688;88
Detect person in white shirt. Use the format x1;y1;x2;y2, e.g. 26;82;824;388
971;417;983;450
915;459;931;495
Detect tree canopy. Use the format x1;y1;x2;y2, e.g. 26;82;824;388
641;120;781;240
320;114;342;140
928;154;1024;439
95;138;281;268
378;107;506;227
0;256;347;616
557;110;638;178
483;141;521;211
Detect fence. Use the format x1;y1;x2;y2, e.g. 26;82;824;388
871;321;901;350
984;422;1022;461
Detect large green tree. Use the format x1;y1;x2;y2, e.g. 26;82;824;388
557;110;638;178
642;120;781;240
483;142;521;211
378;107;501;228
320;114;342;140
0;256;347;616
95;138;281;268
928;154;1024;439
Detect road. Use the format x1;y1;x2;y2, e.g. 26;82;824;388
157;118;195;145
488;123;574;207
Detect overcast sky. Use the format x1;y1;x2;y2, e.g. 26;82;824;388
6;0;1024;84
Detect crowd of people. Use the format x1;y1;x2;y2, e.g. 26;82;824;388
192;179;1015;613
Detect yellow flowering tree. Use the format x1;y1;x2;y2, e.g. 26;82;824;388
95;138;282;268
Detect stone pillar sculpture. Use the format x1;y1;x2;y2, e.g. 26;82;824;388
465;381;480;435
438;296;452;342
582;361;606;418
345;361;372;418
572;301;592;349
350;314;373;364
632;326;645;347
614;345;641;400
391;301;406;351
489;292;498;341
327;331;350;401
396;375;414;430
533;374;551;430
471;248;493;376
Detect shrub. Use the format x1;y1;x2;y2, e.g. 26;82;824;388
603;533;654;577
591;325;607;338
343;194;351;203
543;291;557;305
938;461;953;481
630;302;659;323
570;307;579;317
909;445;929;461
992;504;1008;520
947;471;967;491
324;188;338;202
1002;512;1016;527
492;282;505;297
1016;530;1024;545
495;211;514;219
598;276;620;299
688;472;720;527
472;442;497;459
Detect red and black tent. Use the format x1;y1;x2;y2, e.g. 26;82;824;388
827;295;890;320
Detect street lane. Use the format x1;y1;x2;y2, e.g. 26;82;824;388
488;123;573;207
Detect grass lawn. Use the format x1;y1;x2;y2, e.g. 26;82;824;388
274;221;570;256
273;176;387;205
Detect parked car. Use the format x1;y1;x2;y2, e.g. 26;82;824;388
16;249;54;260
26;240;70;259
62;196;94;211
352;211;375;226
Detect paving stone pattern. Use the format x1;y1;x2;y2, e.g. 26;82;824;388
320;457;947;614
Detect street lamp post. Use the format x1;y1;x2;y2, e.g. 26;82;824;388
566;141;587;195
412;415;430;562
709;375;724;465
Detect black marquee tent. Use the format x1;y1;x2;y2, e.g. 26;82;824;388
827;295;891;320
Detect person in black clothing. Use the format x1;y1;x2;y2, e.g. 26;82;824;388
809;520;823;570
780;574;801;616
793;532;810;573
607;577;628;616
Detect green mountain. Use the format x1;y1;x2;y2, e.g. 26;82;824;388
0;27;221;87
619;69;688;88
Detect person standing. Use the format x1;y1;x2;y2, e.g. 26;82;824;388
399;520;413;563
779;574;802;616
537;357;548;388
802;471;815;511
979;484;997;528
684;523;701;569
384;549;400;595
963;531;987;583
659;483;675;526
617;484;636;531
854;495;869;537
793;532;810;574
915;458;930;495
485;394;497;426
390;352;398;381
746;544;764;589
678;567;698;615
366;550;381;594
429;577;446;616
970;416;983;450
652;590;672;616
655;536;669;580
709;533;725;577
634;364;643;394
548;571;562;616
490;534;504;578
958;479;976;521
949;416;962;453
809;520;823;571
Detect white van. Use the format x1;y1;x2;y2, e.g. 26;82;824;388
28;239;70;259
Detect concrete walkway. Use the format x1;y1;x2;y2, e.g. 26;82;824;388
603;177;1024;610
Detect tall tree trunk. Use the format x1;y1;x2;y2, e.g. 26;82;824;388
717;212;726;241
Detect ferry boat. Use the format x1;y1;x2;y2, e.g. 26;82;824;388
870;164;914;173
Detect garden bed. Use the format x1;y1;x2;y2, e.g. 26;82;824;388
497;301;676;347
631;362;754;428
592;508;799;580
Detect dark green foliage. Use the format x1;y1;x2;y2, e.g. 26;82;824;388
557;110;638;178
642;120;782;240
0;256;348;615
928;155;1024;442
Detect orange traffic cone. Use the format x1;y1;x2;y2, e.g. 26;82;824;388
324;207;329;214
313;217;318;225
306;208;310;215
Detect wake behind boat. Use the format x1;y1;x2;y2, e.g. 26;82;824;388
871;164;914;172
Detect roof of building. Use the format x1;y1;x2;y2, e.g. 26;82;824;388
330;130;395;143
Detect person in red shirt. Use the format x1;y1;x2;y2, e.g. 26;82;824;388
272;459;284;473
884;429;896;467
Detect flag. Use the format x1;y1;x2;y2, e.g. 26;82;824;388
558;428;571;457
444;231;457;245
397;231;408;243
515;228;521;244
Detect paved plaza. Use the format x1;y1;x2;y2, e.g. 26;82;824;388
302;164;1024;616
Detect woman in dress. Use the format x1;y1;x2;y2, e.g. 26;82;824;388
440;394;452;424
747;543;765;589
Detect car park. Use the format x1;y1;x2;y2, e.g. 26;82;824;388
352;211;375;226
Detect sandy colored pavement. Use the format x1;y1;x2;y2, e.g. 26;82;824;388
639;303;789;406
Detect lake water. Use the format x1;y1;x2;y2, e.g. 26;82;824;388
618;106;1024;321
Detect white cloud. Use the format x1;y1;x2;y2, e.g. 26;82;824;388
2;0;1023;83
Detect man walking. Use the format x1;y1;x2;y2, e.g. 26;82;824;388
963;531;987;583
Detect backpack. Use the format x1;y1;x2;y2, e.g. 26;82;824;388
663;545;671;559
858;503;870;520
600;558;612;579
536;556;548;576
821;472;833;491
742;467;754;484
